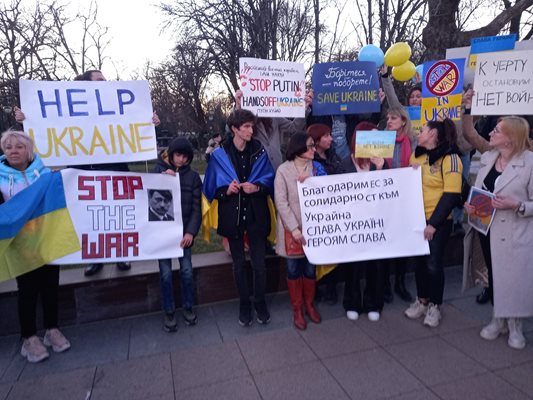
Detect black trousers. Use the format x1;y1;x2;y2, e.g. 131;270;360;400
343;260;385;313
413;220;452;305
16;265;60;338
478;231;494;305
227;229;267;305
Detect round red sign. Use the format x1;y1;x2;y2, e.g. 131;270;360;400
425;60;460;97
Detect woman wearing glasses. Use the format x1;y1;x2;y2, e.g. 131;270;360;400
274;132;326;330
462;90;533;349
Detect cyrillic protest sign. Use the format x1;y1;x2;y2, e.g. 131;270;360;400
311;61;380;116
19;80;157;167
421;58;465;123
53;169;183;264
298;168;429;264
472;50;533;115
239;58;306;118
355;131;395;158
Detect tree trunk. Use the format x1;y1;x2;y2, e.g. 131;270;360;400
422;0;533;61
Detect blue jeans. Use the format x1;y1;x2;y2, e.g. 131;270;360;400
286;257;315;280
158;247;194;314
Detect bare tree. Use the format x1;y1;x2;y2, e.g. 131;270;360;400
422;0;533;59
160;0;315;95
148;37;212;137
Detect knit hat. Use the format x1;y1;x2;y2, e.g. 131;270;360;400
167;137;194;166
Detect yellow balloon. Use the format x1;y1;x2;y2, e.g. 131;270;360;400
392;61;416;81
384;42;412;67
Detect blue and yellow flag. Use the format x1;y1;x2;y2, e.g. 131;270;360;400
0;172;80;282
201;147;277;243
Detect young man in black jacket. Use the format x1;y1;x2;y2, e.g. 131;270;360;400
203;109;275;326
153;138;202;331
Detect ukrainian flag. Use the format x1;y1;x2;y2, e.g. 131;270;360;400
0;172;80;282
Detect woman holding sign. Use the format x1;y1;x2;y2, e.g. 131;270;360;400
0;131;71;362
274;132;326;330
336;122;387;322
384;107;416;303
462;100;533;349
405;118;462;328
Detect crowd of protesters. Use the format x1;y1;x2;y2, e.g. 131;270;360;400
2;64;532;365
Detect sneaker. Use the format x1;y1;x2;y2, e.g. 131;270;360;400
368;311;380;322
423;303;441;328
183;308;198;326
43;328;71;352
239;302;253;327
404;298;428;319
480;317;508;340
507;318;526;350
346;311;359;321
163;313;178;332
116;262;131;271
21;336;49;363
254;301;271;325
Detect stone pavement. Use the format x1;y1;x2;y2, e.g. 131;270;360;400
1;266;532;400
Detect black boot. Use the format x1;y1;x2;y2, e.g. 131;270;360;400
476;287;491;304
84;263;103;277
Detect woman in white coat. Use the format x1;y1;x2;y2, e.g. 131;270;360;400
462;100;533;349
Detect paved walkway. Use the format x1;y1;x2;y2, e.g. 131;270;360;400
1;266;532;400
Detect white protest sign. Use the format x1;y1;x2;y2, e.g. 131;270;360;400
298;168;429;264
239;58;306;118
445;40;533;86
53;169;183;264
472;50;533;115
19;80;157;167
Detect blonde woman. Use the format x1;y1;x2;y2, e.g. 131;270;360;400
0;131;71;362
462;105;533;349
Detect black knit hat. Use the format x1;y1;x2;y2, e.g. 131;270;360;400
167;137;194;166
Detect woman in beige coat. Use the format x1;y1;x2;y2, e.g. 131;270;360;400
275;132;326;330
462;100;533;349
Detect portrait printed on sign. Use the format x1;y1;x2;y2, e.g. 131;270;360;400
148;189;174;221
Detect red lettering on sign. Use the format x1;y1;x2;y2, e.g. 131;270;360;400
77;175;144;200
81;232;139;259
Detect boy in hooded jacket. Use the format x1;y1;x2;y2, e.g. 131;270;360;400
153;137;202;331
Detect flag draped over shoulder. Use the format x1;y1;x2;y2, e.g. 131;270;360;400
0;172;80;282
201;147;276;243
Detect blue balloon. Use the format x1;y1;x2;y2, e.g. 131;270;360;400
358;44;385;68
412;64;424;84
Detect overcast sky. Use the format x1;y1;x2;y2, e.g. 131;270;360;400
77;0;175;77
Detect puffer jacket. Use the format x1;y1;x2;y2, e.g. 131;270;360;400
0;154;50;203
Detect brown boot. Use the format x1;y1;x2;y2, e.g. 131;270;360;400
287;278;306;330
303;278;322;324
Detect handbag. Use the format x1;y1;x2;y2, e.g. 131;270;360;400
284;228;304;256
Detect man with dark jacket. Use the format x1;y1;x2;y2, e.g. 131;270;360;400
203;109;275;326
153;137;202;331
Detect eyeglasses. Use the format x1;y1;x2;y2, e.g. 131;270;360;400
492;126;503;135
307;144;316;149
